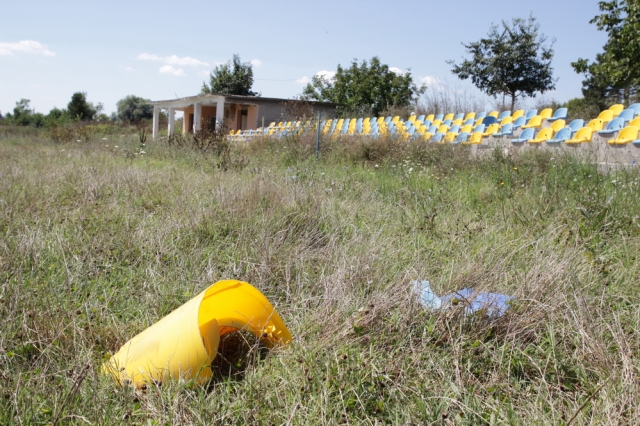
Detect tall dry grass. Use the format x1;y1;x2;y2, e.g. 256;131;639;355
1;131;639;424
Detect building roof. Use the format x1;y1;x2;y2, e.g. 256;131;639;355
150;93;340;107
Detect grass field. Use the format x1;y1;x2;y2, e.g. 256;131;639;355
1;130;639;424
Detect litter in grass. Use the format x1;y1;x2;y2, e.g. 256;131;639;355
102;280;291;388
413;280;512;317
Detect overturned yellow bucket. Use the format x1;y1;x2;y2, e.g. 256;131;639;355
103;280;291;387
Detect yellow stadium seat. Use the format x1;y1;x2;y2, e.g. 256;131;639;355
444;131;458;143
436;124;450;134
512;110;525;120
444;113;455;122
392;116;400;123
488;111;499;118
463;112;476;122
425;114;435;122
407;115;416;123
550;119;566;133
452;118;463;127
474;117;484;127
609;104;624;117
500;116;513;125
464;131;484;144
460;124;473;133
540;108;553;119
597;110;614;123
522;115;543;129
482;123;500;137
432;119;443;127
565;127;594;144
586;119;604;131
609;126;639;144
528;127;554;144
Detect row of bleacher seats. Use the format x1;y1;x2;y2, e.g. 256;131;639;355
228;103;640;148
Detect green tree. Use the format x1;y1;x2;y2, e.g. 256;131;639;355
302;57;423;116
448;15;555;111
201;54;257;96
572;0;640;105
67;92;97;121
116;95;153;123
6;99;35;126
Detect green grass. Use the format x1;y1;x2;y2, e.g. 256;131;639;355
1;131;639;424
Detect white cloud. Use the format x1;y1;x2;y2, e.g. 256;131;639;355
159;65;186;76
165;55;208;67
389;67;407;75
418;75;443;89
138;53;208;67
0;40;55;57
296;76;311;85
250;59;262;67
137;53;161;61
315;70;336;81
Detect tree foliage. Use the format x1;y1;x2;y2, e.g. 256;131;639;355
302;57;423;116
572;0;640;105
201;54;257;96
448;15;555;111
67;92;99;121
116;95;153;123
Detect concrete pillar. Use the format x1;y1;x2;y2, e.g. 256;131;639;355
247;105;258;130
167;108;175;135
193;103;201;133
152;106;160;140
216;97;225;130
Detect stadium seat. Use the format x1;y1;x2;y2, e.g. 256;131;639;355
597;109;614;123
547;127;572;144
454;113;465;121
417;115;425;122
550;119;566;133
628;103;640;117
444;113;455;122
609;126;639;144
568;119;584;135
629;117;640;128
512;110;525;120
609;104;624;116
525;109;538;120
547;108;568;122
598;117;625;136
495;123;514;137
454;132;470;143
432;119;443;127
474;117;484;127
459;124;473;133
497;111;511;121
617;108;635;124
452;118;463;127
565;127;594;144
539;108;553;120
513;116;527;129
521;115;543;129
482;116;498;126
425;114;435;122
528;127;554;144
511;127;536;143
443;119;453;127
482;123;501;137
465;131;484;144
463;118;475;126
586;119;605;131
431;132;445;143
476;111;487;119
435;113;444;121
463;112;476;122
500;116;514;126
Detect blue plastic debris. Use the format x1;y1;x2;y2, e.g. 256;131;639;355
414;281;512;317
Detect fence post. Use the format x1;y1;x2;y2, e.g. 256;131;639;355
316;112;322;160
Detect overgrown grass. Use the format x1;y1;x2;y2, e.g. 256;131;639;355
1;130;639;424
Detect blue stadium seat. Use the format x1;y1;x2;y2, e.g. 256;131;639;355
511;127;535;143
497;111;511;121
568;119;584;135
512;116;527;129
454;132;470;143
547;107;568;122
482;116;498;126
495;123;514;137
525;109;538;120
547;127;572;144
435;113;444;121
617;109;635;124
597;117;625;136
476;111;487;119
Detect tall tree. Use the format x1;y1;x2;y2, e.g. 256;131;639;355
10;99;35;126
201;54;257;96
448;15;556;111
67;92;97;121
302;57;424;116
116;95;153;123
572;0;640;105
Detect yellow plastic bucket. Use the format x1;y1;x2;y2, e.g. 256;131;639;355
103;280;291;387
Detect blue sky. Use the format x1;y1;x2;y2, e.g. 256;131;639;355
1;0;608;116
